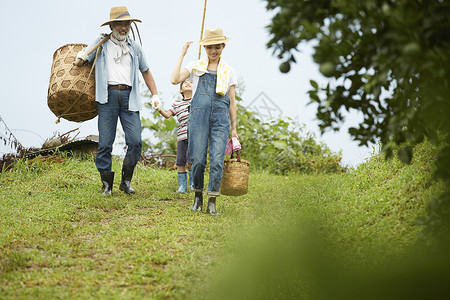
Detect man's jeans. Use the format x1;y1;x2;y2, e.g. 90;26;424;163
95;89;142;172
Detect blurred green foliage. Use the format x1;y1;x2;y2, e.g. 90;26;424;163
197;140;449;300
265;0;450;245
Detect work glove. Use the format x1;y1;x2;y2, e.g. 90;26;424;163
151;95;161;111
75;48;88;62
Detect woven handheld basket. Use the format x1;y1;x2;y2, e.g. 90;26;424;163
47;43;97;122
220;151;250;196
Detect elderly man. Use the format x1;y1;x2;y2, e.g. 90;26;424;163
74;6;161;195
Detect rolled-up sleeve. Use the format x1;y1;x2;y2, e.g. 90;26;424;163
135;44;149;73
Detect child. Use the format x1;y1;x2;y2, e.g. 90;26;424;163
157;80;193;193
170;27;238;215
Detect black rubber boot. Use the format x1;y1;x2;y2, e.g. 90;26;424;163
100;171;114;196
206;197;219;216
191;192;203;211
119;167;136;194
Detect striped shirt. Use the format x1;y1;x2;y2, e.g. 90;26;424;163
169;98;191;141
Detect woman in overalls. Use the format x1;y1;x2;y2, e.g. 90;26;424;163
171;27;238;215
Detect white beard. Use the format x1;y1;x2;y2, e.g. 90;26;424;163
112;29;128;41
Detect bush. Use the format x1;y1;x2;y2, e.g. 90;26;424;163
235;100;345;174
140;89;346;175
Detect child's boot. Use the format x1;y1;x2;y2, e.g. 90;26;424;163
176;172;187;193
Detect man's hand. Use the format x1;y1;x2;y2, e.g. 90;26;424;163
151;95;161;110
73;48;88;66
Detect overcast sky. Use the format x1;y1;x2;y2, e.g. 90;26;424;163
0;0;373;167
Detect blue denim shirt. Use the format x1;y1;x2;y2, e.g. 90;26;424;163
86;34;149;111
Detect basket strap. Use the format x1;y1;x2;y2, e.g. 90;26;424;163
55;45;101;124
230;150;241;162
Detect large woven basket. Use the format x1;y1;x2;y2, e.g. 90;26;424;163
47;43;97;122
220;151;250;196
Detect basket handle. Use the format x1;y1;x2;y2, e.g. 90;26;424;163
230;147;241;162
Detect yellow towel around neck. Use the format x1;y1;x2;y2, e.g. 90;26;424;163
192;57;230;96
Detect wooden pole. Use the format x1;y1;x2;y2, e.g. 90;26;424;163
198;0;208;59
73;34;110;66
86;34;110;56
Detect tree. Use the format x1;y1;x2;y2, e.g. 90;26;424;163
265;0;450;242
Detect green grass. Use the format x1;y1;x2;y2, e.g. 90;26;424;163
0;142;448;299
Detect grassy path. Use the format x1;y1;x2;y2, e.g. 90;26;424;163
0;144;446;299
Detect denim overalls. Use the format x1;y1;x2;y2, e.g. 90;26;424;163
188;72;230;196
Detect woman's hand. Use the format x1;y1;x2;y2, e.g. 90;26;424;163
171;41;193;85
181;41;193;56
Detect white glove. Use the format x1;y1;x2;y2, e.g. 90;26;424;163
75;48;88;62
156;102;162;111
151;95;161;110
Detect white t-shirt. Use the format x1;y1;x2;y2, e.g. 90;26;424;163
105;39;132;86
184;60;237;99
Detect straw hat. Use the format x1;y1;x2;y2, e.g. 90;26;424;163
101;6;142;27
199;27;230;45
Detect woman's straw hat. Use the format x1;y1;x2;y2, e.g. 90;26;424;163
101;6;142;27
199;27;230;45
